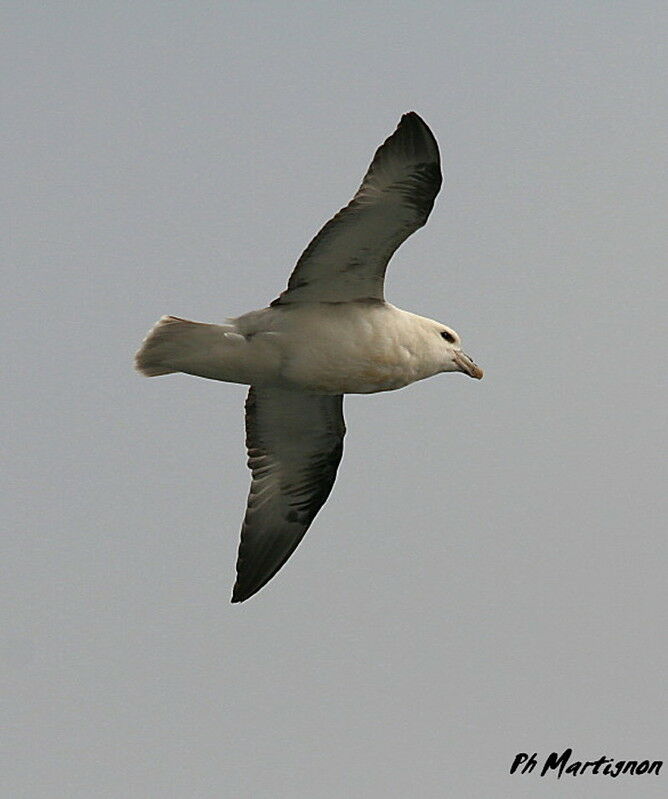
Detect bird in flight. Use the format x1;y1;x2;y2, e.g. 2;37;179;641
135;112;483;603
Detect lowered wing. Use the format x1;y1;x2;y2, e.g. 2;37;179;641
232;387;346;602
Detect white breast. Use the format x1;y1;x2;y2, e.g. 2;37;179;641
276;303;437;394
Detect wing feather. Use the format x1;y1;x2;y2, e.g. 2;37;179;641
232;387;345;602
272;112;442;305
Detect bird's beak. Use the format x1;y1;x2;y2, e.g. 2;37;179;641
453;350;484;380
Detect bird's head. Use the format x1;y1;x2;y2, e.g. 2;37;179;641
428;321;483;380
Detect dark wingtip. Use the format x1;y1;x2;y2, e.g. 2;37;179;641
399;110;429;130
394;111;440;162
231;577;264;604
230;584;248;603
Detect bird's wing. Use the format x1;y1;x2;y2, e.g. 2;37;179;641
271;112;442;305
232;387;345;603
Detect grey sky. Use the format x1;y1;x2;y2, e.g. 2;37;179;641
3;2;667;797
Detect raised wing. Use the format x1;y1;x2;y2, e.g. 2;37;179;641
232;387;346;602
272;112;442;305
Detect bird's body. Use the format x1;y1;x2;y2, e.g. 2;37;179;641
141;301;471;395
135;112;483;602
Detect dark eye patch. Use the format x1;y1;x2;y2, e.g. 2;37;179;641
440;330;456;343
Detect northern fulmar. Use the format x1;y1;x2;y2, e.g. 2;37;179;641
135;112;483;603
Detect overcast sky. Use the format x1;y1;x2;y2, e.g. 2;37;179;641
3;2;667;797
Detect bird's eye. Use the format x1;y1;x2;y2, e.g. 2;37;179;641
440;330;456;343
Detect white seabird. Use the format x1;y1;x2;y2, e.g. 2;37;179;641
135;112;483;603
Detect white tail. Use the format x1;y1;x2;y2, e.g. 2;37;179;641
135;315;231;377
135;314;282;385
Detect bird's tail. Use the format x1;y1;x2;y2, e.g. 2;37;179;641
135;314;279;384
135;315;222;377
